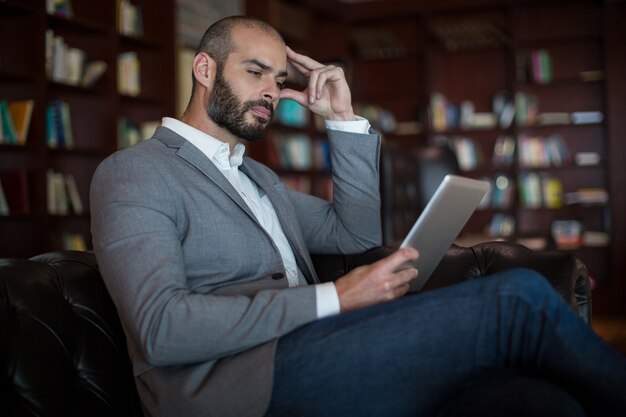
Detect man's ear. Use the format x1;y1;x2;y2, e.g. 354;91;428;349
193;52;216;89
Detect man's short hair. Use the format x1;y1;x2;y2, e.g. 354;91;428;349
195;15;283;74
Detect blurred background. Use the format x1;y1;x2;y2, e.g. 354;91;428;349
0;0;624;351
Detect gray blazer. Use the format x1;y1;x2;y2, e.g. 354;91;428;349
90;126;382;417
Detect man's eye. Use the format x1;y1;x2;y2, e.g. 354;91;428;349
276;82;285;90
249;70;262;77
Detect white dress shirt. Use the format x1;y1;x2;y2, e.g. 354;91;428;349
161;116;371;318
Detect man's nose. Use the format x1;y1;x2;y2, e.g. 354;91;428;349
262;80;280;102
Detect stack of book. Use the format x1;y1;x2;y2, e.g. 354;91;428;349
487;213;516;237
451;136;482;171
516;49;553;84
46;169;83;215
46;100;74;149
518;172;563;209
0;100;34;145
517;134;570;168
117;0;144;37
429;93;500;132
47;0;73;17
45;30;107;87
514;92;539;127
117;52;141;96
531;49;552;84
492;135;516;167
489;174;515;209
61;233;87;251
564;188;609;205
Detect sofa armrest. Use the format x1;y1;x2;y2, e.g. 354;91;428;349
0;251;143;417
311;242;591;323
426;242;590;323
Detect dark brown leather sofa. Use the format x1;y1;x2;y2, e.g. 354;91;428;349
1;244;590;416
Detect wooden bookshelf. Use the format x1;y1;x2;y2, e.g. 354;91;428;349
247;0;626;314
0;0;175;257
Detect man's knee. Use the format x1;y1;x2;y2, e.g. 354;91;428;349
489;268;557;303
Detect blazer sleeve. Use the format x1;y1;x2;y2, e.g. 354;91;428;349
290;129;383;254
90;146;318;368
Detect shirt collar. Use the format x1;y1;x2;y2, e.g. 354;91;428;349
161;117;245;169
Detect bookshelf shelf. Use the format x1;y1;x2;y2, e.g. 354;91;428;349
0;0;175;256
0;1;38;15
47;81;110;95
513;35;603;49
119;34;163;50
46;14;111;34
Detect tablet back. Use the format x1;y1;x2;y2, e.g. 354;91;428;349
400;175;490;292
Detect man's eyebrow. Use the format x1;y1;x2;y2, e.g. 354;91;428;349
244;59;288;78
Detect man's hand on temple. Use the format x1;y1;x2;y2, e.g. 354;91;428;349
334;248;419;312
280;46;355;122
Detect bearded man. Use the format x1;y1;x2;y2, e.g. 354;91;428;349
90;15;626;417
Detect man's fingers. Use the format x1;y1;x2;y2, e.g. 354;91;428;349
376;247;419;274
286;45;324;71
312;66;340;100
279;88;308;107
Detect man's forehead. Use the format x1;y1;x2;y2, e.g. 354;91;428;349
230;27;287;73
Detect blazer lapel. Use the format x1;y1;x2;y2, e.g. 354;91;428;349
240;160;319;284
154;127;258;224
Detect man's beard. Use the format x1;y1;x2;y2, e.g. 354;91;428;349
207;70;274;142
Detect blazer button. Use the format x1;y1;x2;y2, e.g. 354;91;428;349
271;272;285;280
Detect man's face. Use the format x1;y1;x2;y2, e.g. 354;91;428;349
206;26;287;142
206;66;273;142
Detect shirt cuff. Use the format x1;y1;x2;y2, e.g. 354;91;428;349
325;115;371;135
315;282;341;319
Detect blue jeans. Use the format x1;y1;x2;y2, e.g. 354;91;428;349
265;269;626;417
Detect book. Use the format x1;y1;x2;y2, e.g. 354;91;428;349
451;137;481;171
518;172;543;209
47;170;68;215
117;0;144;37
531;49;552;85
491;174;514;209
8;100;34;145
47;170;83;215
0;169;30;214
551;220;583;249
117;51;141;96
276;99;308;128
538;112;570;126
571;111;603;125
47;0;73;18
488;214;516;237
564;188;609;205
0;178;9;215
492;135;516;167
542;175;563;209
0;101;17;144
579;70;604;82
46;100;74;149
62;233;87;251
582;231;610;247
575;152;601;166
65;174;84;215
81;61;108;87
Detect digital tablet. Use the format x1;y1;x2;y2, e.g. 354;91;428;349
399;175;490;292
